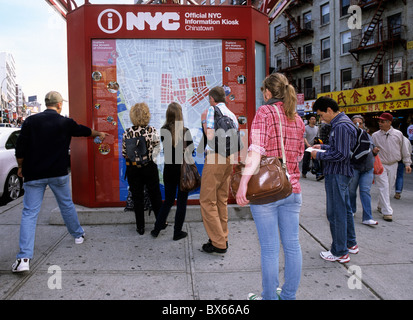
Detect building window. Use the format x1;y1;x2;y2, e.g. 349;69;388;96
340;0;350;17
303;11;312;30
303;44;312;63
388;58;402;83
304;77;313;99
275;55;282;71
341;31;351;54
321;37;330;60
341;69;352;90
388;13;402;38
274;25;281;42
321;73;331;93
321;3;330;25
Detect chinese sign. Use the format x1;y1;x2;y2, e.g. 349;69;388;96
318;79;413;114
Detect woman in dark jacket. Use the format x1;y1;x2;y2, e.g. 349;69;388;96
151;102;193;240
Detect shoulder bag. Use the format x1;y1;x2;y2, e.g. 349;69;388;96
230;103;292;205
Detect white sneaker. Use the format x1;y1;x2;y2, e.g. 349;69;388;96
320;250;350;263
363;219;378;226
75;234;85;244
248;288;282;300
12;258;30;273
247;293;262;300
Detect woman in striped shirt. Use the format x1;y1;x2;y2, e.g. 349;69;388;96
236;73;305;300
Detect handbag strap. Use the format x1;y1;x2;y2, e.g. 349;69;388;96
271;104;288;173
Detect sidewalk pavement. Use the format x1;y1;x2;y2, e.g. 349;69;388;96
0;173;412;300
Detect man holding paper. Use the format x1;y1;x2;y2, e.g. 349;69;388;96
310;96;358;264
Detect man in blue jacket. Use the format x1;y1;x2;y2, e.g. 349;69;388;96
311;96;358;263
12;91;107;273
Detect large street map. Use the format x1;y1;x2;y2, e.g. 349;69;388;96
116;39;222;135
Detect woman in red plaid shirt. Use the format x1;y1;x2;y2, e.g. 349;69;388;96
236;73;305;300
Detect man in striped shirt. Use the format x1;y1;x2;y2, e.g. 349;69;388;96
311;96;358;264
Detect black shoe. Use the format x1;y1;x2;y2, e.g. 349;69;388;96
208;238;228;249
202;241;227;254
136;227;145;235
316;175;324;181
151;229;160;238
161;222;168;230
173;231;188;241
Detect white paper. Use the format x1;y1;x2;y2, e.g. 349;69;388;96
306;147;326;153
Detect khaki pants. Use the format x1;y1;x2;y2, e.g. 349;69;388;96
200;152;233;250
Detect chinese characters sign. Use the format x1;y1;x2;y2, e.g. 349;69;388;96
318;79;413;114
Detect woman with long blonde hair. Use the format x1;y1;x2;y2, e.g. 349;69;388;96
151;102;193;241
236;73;305;300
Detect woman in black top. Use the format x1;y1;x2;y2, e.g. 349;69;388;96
151;102;193;240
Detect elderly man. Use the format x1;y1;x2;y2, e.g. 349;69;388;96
372;112;412;222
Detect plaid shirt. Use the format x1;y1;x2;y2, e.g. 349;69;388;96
249;102;305;193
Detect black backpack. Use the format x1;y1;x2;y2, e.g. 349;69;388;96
207;106;243;157
125;135;150;167
337;120;372;165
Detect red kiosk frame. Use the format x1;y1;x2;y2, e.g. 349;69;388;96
62;2;269;208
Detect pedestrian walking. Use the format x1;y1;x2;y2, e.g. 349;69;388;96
311;96;358;263
348;115;378;226
12;91;107;273
151;102;193;241
372;113;412;221
199;86;238;254
394;136;412;200
236;73;305;300
301;115;320;179
122;102;163;235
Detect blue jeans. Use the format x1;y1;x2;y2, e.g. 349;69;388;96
349;168;374;221
17;175;84;259
324;174;357;257
250;193;302;300
395;161;404;193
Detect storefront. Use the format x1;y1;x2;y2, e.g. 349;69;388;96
317;79;413;134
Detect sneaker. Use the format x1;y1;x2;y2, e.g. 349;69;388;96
202;241;227;254
320;251;350;263
12;258;30;273
75;234;85;244
348;245;359;254
247;293;262;300
394;193;401;199
247;288;282;300
362;219;378;226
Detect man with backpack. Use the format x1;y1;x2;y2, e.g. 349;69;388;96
311;96;358;263
200;86;239;254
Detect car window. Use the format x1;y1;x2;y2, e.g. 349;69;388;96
5;131;20;149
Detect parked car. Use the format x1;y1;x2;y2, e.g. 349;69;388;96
0;127;23;203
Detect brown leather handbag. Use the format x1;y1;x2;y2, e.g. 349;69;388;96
180;155;201;192
230;104;292;205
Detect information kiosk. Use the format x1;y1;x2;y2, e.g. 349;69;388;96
66;3;269;207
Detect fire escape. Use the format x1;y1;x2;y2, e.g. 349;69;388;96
273;1;313;88
349;0;407;87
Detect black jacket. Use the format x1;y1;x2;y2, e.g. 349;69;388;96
15;109;91;182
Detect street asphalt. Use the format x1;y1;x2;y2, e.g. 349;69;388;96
0;170;412;303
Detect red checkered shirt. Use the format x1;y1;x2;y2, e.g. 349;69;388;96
249;102;305;193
